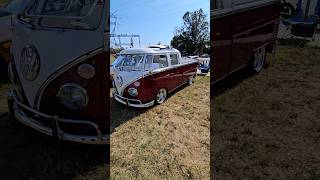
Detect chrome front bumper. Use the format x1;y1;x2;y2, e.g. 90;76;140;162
113;91;154;108
8;91;109;145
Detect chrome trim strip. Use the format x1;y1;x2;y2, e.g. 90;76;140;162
233;20;279;38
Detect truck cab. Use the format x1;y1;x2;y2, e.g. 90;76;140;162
111;45;198;108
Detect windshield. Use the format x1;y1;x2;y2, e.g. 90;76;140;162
23;0;103;30
114;54;145;71
5;0;30;14
28;0;97;17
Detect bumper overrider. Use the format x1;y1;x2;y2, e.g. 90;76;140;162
7;90;109;145
113;91;154;108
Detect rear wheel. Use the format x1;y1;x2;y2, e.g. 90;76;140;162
251;47;266;73
155;88;167;104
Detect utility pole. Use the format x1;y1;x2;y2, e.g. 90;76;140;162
110;12;141;49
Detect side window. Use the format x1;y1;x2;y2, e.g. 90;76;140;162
153;55;168;68
234;0;265;6
170;54;179;66
216;0;232;9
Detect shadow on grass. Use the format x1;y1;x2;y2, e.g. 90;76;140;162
0;113;108;180
110;83;190;131
211;67;254;97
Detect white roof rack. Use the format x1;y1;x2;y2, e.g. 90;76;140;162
148;45;172;50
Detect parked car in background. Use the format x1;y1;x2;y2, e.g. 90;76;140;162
111;45;198;108
211;0;280;83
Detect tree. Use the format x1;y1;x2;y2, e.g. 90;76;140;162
171;9;209;55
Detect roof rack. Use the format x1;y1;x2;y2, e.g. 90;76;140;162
148;45;172;50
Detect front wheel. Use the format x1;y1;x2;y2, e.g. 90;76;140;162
155;88;167;105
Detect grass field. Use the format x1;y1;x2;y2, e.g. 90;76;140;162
0;69;209;179
213;46;320;179
110;76;210;179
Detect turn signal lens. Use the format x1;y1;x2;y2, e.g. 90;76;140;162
77;64;95;79
134;81;140;87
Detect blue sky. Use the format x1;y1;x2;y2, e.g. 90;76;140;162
110;0;210;48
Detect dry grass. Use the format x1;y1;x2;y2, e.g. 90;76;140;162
212;46;320;179
110;76;210;179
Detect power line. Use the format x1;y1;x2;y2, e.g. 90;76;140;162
110;12;141;49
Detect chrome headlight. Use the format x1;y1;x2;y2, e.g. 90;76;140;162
57;84;89;110
128;88;138;97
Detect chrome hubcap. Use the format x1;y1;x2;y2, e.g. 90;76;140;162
188;76;193;84
156;89;167;104
253;47;265;72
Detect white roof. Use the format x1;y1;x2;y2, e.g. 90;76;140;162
119;47;180;55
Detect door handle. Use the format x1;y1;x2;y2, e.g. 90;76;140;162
215;32;221;36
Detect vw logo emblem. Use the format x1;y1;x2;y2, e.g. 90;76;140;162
20;45;40;81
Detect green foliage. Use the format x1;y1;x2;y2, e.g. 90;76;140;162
171;9;210;56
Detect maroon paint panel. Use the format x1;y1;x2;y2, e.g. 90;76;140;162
211;15;232;81
39;52;110;134
211;2;280;83
231;4;280;72
122;62;198;103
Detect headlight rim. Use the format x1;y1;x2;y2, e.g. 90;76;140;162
128;87;138;97
57;83;89;110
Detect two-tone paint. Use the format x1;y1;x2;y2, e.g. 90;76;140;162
7;0;109;144
112;46;198;108
211;0;280;83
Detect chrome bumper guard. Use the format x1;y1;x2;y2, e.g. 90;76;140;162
113;92;154;108
8;91;109;145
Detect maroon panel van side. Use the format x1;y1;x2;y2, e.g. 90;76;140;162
212;0;280;83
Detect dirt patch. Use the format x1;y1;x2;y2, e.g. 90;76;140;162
110;76;210;179
212;46;320;179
